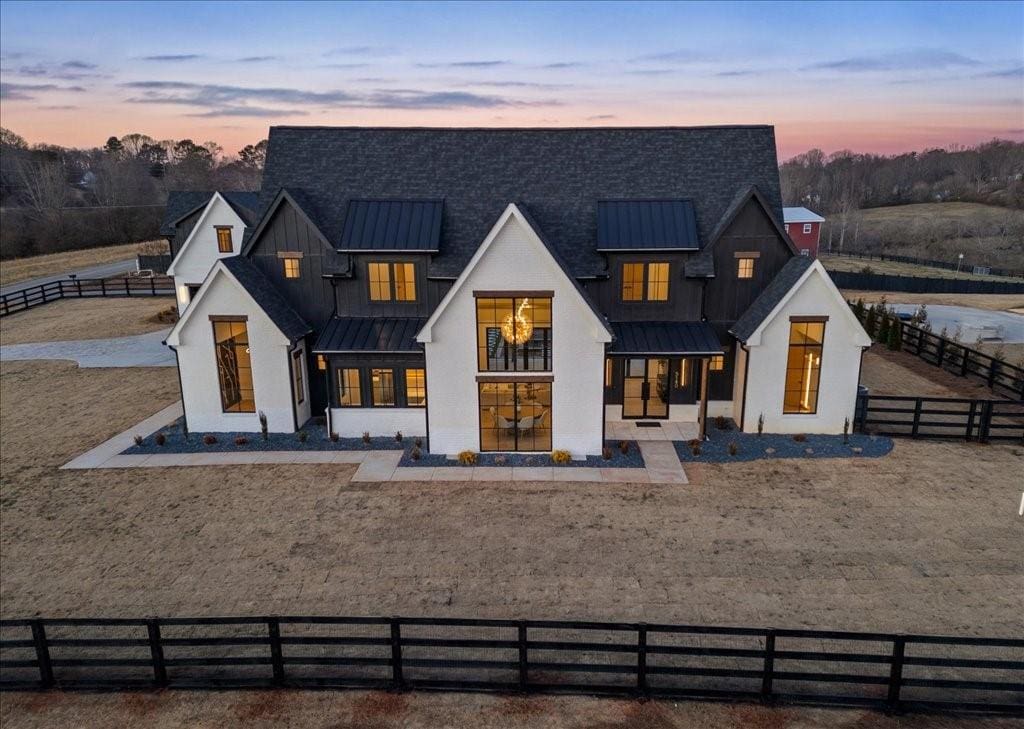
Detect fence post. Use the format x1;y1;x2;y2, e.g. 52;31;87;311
960;347;970;377
267;617;284;686
966;401;977;441
936;338;946;367
30;619;54;689
761;629;776;703
979;401;993;444
988;360;999;389
911;398;922;438
147;619;167;687
100;278;106;297
517;621;528;692
76;278;82;297
22;289;29;311
390;618;404;689
126;277;132;297
636;624;647;696
887;635;906;714
151;277;156;296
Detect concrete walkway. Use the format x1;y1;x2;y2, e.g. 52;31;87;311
0;329;174;367
62;404;690;484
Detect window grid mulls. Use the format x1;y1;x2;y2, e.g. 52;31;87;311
371;368;396;406
784;321;825;414
621;262;669;301
406;368;426;407
476;297;552;372
212;321;254;413
369;262;416;301
337;368;361;407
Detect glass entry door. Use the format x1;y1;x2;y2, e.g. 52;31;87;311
622;358;669;418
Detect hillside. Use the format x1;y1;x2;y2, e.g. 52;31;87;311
822;202;1024;271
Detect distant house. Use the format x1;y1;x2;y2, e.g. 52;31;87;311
783;207;826;258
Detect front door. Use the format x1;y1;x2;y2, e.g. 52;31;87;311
622;358;669;418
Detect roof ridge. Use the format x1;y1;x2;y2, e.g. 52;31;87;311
269;124;775;132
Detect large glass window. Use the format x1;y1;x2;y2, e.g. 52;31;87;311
621;262;669;301
371;368;396;406
406;368;426;407
368;262;416;301
292;350;305;405
212;320;254;413
476;297;552;372
479;381;552;451
784;321;825;414
337;368;361;406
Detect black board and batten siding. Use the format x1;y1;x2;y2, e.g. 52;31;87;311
334;255;451;319
584;253;704;322
1;615;1020;716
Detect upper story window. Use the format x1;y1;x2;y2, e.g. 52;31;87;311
737;258;755;279
622;262;669;302
710;355;725;371
212;318;254;413
216;226;233;253
784;319;825;414
803;223;813;234
369;262;417;302
283;257;300;279
476;296;552;372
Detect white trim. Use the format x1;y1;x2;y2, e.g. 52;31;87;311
415;203;611;344
166;192;240;277
802;223;813;234
782;206;826;224
742;260;871;348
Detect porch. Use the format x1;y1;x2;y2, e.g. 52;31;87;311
606;419;700;442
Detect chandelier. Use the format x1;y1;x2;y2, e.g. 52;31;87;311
501;298;534;344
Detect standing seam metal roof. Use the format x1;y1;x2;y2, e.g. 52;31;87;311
339;200;444;251
609;321;724;355
313;317;426;353
596;200;699;250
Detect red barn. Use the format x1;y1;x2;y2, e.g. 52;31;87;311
783;207;825;258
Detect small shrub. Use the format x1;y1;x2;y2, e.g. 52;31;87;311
362;431;371;444
714;415;730;430
457;450;477;466
154;432;166;446
859;264;874;275
691;443;702;456
551;449;572;465
414;437;422;448
297;430;308;443
494;454;507;465
757;413;764;436
234;436;248;446
410;447;422;461
793;433;807;443
133;435;143;446
202;434;218;445
618;440;630;455
258;411;268;441
843;418;850;444
727;441;738;456
329;431;340;442
395;431;403;443
601;447;612;461
688;438;702;448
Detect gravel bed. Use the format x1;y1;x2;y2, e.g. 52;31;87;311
397;440;645;468
673;428;894;463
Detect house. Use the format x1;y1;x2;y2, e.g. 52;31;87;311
783;206;826;258
164;126;869;456
162;190;260;312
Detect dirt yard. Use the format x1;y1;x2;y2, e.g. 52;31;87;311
859;344;1003;398
1;689;1013;729
0;241;167;287
1;358;1021;637
0;298;177;345
842;292;1024;313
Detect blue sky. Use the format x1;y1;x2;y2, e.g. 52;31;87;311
1;0;1021;158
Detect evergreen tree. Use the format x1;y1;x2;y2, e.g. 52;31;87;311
852;297;865;322
887;318;903;351
863;304;878;339
877;310;891;343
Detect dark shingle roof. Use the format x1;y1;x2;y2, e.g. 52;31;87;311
596;200;699;250
730;256;813;343
220;256;311;343
160;191;214;235
313;317;426;353
609;321;723;355
221;191;260;226
339;200;444;251
684;249;715;278
254;126;783;277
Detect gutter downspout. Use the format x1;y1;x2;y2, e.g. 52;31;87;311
698;357;710;440
167;343;189;439
738;342;751;432
287;342;300;432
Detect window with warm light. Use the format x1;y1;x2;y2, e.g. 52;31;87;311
737;258;755;279
337;368;361;407
710;355;724;371
292;350;305;405
405;368;426;407
784;321;825;414
371;368;396;406
674;359;688;388
216;227;233;253
621;262;669;301
212;320;254;413
476;297;552;372
605;357;613;387
368;262;416;301
283;257;300;279
316;354;326;371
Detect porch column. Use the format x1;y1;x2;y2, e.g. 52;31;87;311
698;357;710;440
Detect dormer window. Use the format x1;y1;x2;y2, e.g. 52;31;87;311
369;262;417;302
216;226;233;253
622;262;669;302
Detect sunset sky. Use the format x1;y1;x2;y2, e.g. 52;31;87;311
1;0;1021;160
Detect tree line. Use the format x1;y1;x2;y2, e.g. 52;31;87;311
0;128;266;259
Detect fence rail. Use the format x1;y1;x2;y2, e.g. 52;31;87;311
0;276;174;317
0;615;1021;715
824;250;1023;279
856;394;1024;442
136;254;173;275
829;270;1024;294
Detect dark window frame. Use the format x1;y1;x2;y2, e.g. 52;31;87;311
621;261;670;302
783;320;826;415
336;367;362;407
211;319;255;414
292;349;305;405
368;261;417;302
475;296;553;373
215;226;233;253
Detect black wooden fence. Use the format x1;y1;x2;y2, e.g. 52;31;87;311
1;616;1021;715
0;276;175;317
830;270;1024;294
825;250;1023;279
897;321;1024;401
856;395;1024;442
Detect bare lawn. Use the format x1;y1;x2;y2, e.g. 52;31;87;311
0;241;165;287
0;297;176;346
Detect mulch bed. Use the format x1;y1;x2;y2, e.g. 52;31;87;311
674;427;893;463
397;441;645;468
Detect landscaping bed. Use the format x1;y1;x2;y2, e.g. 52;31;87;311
123;419;409;454
674;428;893;463
397;441;645;468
